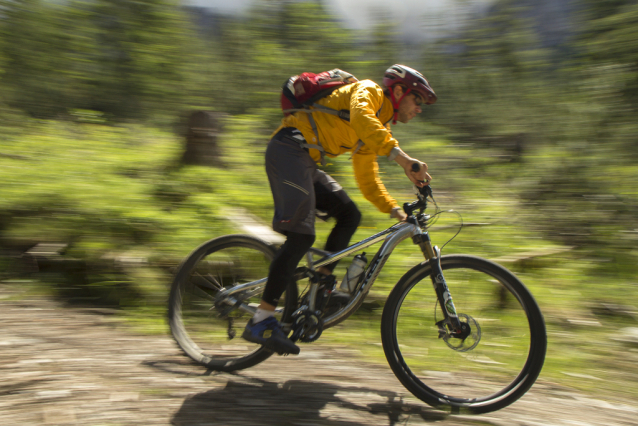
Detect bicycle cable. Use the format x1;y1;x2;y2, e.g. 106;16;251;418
425;196;464;254
440;209;463;252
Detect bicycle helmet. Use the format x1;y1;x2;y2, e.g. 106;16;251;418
383;64;437;123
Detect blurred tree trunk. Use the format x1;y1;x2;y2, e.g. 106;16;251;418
181;111;225;167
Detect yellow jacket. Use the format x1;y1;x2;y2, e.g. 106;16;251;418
274;79;399;213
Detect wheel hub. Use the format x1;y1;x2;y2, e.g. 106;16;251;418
437;313;481;352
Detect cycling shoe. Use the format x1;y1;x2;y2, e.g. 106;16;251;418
242;316;300;355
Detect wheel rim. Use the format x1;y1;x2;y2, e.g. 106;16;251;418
173;241;279;364
392;261;536;403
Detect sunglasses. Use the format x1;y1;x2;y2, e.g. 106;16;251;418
413;93;424;106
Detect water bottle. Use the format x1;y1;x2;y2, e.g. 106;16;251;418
339;252;367;293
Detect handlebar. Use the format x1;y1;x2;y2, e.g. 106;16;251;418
410;162;432;198
403;183;432;217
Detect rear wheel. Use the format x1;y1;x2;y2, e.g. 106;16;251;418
168;235;297;371
382;255;546;414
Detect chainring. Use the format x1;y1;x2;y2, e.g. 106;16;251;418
291;310;324;343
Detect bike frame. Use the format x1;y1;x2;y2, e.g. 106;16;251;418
215;213;464;333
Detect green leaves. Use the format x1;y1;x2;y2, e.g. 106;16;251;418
0;0;197;119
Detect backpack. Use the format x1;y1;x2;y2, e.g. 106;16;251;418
281;69;358;117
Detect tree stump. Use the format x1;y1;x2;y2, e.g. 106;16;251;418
182;111;225;167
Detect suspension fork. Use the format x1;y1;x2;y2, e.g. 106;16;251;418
412;231;463;334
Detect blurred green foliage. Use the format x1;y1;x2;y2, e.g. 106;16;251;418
0;0;637;402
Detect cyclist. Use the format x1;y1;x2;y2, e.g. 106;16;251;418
242;64;437;355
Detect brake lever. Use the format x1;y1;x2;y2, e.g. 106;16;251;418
421;184;433;199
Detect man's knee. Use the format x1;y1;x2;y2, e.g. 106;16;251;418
280;231;316;266
335;201;361;229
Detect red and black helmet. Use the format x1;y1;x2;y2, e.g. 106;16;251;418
383;64;437;105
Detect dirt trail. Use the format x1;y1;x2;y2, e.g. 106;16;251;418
1;289;636;426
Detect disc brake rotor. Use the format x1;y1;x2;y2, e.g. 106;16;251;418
442;313;481;352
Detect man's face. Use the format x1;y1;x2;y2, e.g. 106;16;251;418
393;86;423;123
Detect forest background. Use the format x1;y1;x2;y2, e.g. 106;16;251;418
0;0;637;404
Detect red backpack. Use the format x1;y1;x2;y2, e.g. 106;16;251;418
281;69;357;116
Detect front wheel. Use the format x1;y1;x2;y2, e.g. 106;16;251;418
168;235;297;372
381;255;546;414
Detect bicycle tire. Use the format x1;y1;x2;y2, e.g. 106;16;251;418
168;234;297;371
381;255;546;414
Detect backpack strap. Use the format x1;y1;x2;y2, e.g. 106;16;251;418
285;99;385;166
283;104;343;167
306;112;327;166
349;100;385;160
282;104;347;119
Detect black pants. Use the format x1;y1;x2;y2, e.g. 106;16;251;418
262;128;361;307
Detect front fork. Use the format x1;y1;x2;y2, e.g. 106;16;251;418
412;232;464;336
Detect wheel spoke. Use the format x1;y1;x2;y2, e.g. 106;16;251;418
188;277;218;302
198;272;224;290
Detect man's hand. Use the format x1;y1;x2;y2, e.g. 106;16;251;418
391;147;432;188
405;161;431;187
391;207;407;222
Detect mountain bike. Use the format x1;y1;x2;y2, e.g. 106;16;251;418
168;184;547;414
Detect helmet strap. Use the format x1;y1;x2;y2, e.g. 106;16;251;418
389;86;412;124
